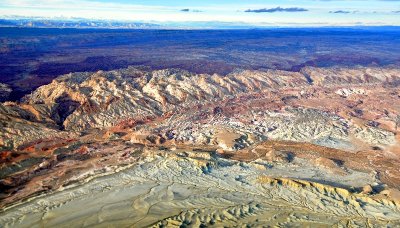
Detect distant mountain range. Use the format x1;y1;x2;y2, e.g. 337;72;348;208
0;17;161;29
2;17;400;29
0;17;259;29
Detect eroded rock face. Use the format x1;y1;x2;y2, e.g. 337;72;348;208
1;66;400;225
22;67;311;131
3;66;396;148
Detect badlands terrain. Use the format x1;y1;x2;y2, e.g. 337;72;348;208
0;66;400;227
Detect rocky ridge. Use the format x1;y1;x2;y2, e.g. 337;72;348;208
1;66;399;148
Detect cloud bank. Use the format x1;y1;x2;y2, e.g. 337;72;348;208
330;10;351;13
180;9;202;12
245;7;308;13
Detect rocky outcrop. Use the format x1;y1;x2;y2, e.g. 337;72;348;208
0;67;389;140
23;67;311;131
1;66;399;151
302;66;400;86
23;66;400;132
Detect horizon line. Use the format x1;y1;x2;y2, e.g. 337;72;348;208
1;17;400;28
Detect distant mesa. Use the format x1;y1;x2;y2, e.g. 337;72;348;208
245;7;308;13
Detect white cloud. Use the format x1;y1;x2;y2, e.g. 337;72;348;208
2;0;179;12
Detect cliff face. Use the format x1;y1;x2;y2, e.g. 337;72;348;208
1;66;400;225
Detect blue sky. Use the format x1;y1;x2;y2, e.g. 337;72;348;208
1;0;400;26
